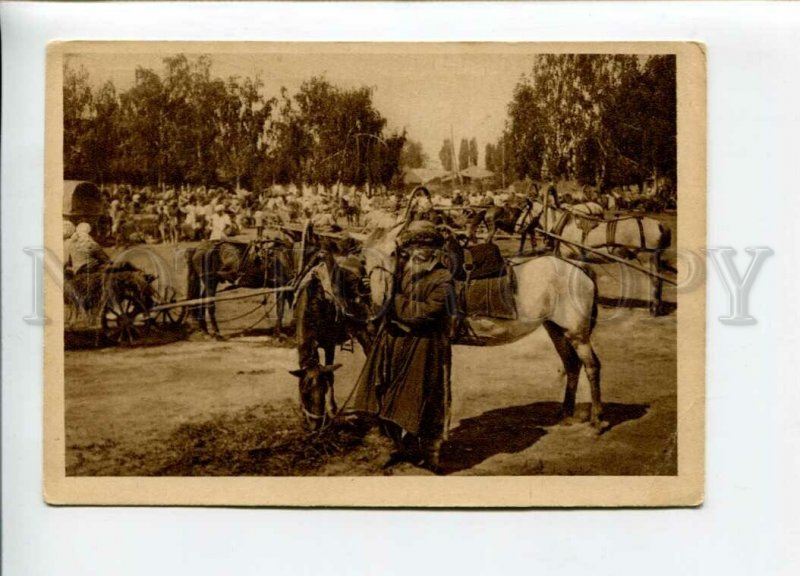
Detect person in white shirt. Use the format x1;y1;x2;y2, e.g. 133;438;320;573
253;206;265;239
360;193;372;213
209;205;232;241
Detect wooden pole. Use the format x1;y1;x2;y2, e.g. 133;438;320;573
542;179;549;234
149;285;295;312
535;228;678;286
450;125;462;187
501;135;506;190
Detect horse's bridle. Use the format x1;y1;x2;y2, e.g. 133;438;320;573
301;403;327;424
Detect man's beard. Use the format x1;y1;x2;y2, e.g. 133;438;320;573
407;255;438;274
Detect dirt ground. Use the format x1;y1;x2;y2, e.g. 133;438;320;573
64;214;678;477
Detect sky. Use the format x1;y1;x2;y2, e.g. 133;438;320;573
67;48;538;169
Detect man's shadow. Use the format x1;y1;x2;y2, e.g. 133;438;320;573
438;401;648;475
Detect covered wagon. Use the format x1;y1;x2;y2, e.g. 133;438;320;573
63;180;112;245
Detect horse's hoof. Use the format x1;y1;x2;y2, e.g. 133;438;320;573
558;415;581;427
213;333;228;342
590;419;610;434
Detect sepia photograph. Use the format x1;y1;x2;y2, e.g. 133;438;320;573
43;42;705;506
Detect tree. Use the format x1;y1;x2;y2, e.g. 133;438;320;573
369;130;406;192
216;76;274;190
485;143;496;172
63;62;94;179
118;67;168;185
61;54;408;191
85;81;121;184
266;87;312;188
469;137;478;167
400;139;427;169
503;53;665;188
506;79;544;181
458;138;470;171
438;139;453;172
277;76;396;191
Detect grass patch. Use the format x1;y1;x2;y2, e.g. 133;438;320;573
67;401;387;476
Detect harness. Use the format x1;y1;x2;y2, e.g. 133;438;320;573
605;217;646;251
546;208;649;254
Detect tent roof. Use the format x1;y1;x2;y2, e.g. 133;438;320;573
459;165;495;180
403;168;450;185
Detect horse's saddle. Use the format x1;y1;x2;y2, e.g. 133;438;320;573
449;242;517;321
451;242;506;282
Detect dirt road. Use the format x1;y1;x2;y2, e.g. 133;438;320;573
66;306;676;476
65;215;678;476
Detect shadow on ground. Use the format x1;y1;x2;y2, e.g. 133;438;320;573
597;295;677;314
438;401;649;475
65;325;191;350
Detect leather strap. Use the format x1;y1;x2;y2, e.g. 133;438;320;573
637;218;646;250
606;219;618;247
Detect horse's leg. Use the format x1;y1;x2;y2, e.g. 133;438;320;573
196;291;209;335
568;334;603;429
543;321;582;421
650;251;664;316
188;258;209;335
486;220;497;244
323;346;337;415
274;292;284;337
207;276;225;339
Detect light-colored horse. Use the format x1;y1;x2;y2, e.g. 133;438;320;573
532;202;672;315
361;223;605;428
361;209;403;231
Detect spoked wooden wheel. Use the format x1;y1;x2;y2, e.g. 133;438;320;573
101;295;151;345
153;286;187;328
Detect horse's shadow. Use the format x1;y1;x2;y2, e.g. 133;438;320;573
438;401;648;475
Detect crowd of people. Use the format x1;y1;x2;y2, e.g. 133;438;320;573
99;183;400;246
92;177;666;248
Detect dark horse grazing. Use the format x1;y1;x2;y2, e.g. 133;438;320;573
185;236;295;338
465;198;540;254
290;246;373;430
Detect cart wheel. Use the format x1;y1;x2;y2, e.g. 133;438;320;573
102;296;150;345
154;286;187;328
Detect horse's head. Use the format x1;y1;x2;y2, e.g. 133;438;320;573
289;362;342;431
361;224;404;321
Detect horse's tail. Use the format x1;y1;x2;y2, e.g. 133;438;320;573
590;276;599;333
658;222;672;251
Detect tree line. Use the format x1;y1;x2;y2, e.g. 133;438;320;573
438;137;479;173
63;54;408;193
488;54;676;192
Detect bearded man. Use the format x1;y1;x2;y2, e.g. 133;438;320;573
353;220;457;470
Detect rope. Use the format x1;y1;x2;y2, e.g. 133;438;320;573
312;370;364;436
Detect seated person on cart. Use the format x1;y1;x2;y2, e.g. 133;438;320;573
66;222;109;274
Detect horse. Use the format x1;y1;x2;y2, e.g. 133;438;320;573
339;196;361;227
533;202;672;316
465;199;540;254
289;244;373;430
362;209;402;230
566;201;605;217
185;235;295;339
359;222;605;431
